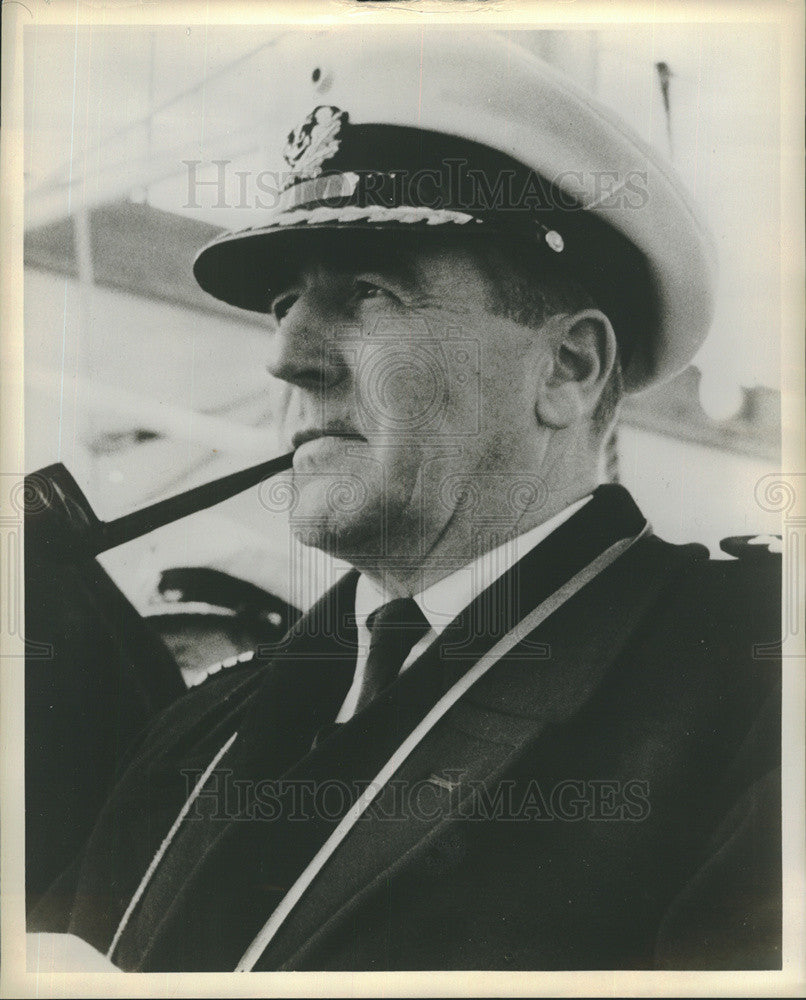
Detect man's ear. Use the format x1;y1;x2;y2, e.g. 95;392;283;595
534;309;617;429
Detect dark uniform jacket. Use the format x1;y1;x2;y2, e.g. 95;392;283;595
31;484;782;971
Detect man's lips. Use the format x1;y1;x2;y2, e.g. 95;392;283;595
291;428;367;449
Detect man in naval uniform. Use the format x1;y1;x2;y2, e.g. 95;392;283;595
30;32;781;971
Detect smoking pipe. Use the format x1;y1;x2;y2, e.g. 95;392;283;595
23;451;295;562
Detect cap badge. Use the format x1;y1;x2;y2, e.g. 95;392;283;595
283;105;348;183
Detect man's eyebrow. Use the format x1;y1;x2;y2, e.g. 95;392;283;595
356;252;420;290
271;246;431;299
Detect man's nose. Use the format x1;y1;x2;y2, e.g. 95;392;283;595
265;291;345;392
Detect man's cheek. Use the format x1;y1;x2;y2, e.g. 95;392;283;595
354;340;455;436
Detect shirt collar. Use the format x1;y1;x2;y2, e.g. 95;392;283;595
354;493;592;636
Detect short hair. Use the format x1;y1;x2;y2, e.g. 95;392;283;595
472;238;624;440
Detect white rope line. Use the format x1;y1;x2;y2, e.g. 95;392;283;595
106;730;239;961
235;525;648;971
269;204;477;227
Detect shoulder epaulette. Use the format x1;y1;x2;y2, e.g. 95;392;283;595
187;648;257;688
719;534;782;559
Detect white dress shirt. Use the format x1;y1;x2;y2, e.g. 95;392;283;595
335;494;592;722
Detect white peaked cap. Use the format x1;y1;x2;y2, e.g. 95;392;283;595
194;30;717;392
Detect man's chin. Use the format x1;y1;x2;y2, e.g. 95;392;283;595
289;514;387;563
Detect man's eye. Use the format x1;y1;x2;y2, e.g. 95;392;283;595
352;280;389;302
271;292;298;322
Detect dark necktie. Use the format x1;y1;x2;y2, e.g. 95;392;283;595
310;597;431;750
352;597;432;714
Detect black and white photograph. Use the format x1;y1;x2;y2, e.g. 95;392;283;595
1;0;804;993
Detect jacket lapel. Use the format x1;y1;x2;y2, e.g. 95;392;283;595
117;571;360;969
232;567;360;775
249;491;708;969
